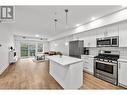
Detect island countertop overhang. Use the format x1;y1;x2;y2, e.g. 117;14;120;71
47;55;83;66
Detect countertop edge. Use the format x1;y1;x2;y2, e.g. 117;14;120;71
118;58;127;62
48;59;83;66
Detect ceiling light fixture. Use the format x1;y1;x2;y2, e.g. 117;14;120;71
76;24;81;27
35;34;39;37
54;43;58;47
54;18;58;32
65;9;69;25
91;17;96;21
121;5;126;8
65;42;69;46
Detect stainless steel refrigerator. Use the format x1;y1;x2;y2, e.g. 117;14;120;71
69;40;84;58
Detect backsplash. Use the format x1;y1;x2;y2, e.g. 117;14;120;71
89;47;127;59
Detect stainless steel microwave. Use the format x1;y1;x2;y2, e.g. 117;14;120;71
97;36;119;47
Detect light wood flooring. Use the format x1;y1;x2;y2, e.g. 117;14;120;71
0;58;125;89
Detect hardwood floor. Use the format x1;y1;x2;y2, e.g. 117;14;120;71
81;73;124;89
0;58;125;89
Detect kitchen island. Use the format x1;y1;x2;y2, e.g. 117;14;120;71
47;55;83;89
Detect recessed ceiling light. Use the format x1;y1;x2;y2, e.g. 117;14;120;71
121;5;126;8
35;34;39;37
54;44;58;46
65;42;69;46
76;24;81;27
91;17;96;21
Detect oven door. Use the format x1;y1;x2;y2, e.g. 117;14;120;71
97;38;111;47
95;60;117;79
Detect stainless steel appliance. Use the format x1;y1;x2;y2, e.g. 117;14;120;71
97;36;119;47
112;36;119;47
69;40;84;58
84;47;89;55
94;50;119;85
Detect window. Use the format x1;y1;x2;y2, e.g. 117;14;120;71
29;44;36;56
20;42;36;57
21;43;28;57
20;42;43;57
37;43;43;52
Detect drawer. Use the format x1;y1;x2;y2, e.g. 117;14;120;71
83;62;89;68
83;59;89;62
83;66;93;74
83;61;89;63
83;67;91;73
83;67;89;70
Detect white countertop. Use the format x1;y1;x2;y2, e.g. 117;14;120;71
118;58;127;62
81;54;95;58
47;55;83;66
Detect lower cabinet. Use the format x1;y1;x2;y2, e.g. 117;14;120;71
81;55;94;75
118;60;127;88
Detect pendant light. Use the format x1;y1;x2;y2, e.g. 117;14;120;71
65;9;69;25
65;36;69;46
54;18;58;32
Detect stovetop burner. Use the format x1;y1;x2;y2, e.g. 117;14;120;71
94;54;119;62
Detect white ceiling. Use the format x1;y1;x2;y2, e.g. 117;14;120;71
13;6;122;39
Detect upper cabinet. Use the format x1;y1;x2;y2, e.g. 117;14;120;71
75;22;125;47
96;27;106;38
96;24;119;38
83;30;96;47
106;24;119;37
119;21;127;47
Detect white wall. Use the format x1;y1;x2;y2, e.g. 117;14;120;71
0;23;14;74
50;36;73;55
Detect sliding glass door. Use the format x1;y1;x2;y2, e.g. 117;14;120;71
37;43;43;52
20;42;36;57
21;43;28;57
28;44;36;56
20;42;43;57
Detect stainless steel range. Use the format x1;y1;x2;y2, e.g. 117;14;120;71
94;50;119;85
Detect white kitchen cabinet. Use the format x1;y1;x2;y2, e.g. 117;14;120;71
96;24;118;38
119;21;127;47
118;60;127;88
96;27;106;38
84;30;96;47
89;57;94;74
84;37;96;47
89;36;96;47
106;24;119;37
84;37;89;47
81;55;94;74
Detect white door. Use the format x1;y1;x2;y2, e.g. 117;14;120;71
118;61;127;86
